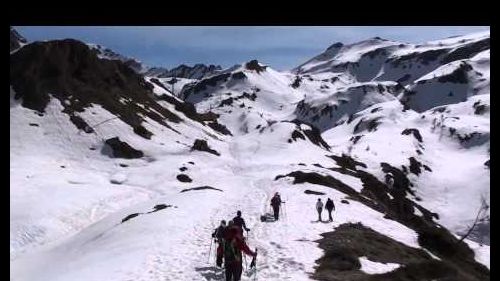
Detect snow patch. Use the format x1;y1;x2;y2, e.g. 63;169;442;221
359;256;401;274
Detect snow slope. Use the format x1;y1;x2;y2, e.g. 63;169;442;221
11;98;429;280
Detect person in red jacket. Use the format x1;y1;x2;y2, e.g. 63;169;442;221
223;221;257;281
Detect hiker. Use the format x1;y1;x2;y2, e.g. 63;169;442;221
212;220;227;267
212;220;227;242
325;198;335;222
232;211;250;234
224;221;257;281
270;192;283;220
316;198;324;221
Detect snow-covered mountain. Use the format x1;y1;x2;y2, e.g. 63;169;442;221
10;28;489;281
142;64;224;97
293;32;489;84
86;42;223;82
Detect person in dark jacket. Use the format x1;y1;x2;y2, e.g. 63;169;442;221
212;220;227;267
325;198;335;222
270;192;283;220
212;220;227;242
232;211;250;233
224;222;257;281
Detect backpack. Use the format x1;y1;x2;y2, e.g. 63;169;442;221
260;213;275;222
224;238;241;262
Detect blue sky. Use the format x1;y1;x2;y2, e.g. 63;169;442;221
15;26;489;70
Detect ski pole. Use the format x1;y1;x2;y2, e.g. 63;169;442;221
214;241;218;267
281;203;285;220
244;254;248;271
282;204;285;220
207;238;213;263
254;248;258;281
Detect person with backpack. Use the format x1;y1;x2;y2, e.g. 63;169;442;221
212;220;227;242
325;198;335;222
223;221;257;281
212;220;227;267
270;192;283;221
232;211;250;234
316;198;324;221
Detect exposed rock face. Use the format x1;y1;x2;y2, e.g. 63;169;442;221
245;60;267;73
9;39;189;136
147;64;222;79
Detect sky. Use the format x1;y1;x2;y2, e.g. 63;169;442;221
14;26;490;71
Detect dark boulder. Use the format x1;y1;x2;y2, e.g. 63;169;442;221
304;190;326;195
103;137;143;159
191;139;220;156
176;174;192;183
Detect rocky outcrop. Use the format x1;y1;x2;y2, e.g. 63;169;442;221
191;139;220;156
103;137;144;159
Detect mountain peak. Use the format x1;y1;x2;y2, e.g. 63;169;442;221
10;27;27;52
87;43;147;73
245;59;267;73
326;42;344;50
